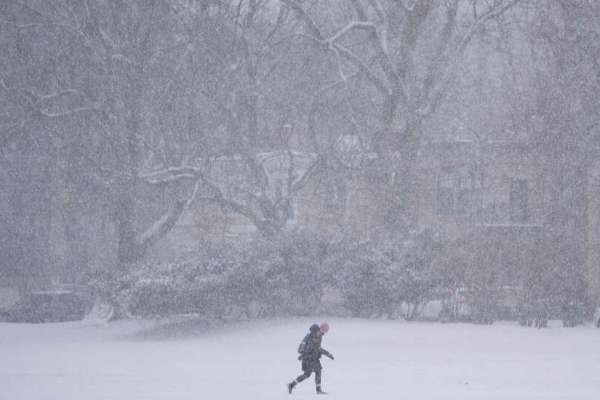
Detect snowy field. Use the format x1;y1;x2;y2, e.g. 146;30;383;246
1;318;599;400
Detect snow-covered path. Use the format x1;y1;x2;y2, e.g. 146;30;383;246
1;318;599;399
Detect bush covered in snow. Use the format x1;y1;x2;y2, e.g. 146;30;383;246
333;230;442;319
86;229;448;321
85;228;592;326
85;231;334;319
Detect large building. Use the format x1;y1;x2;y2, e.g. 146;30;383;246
160;136;598;305
3;136;599;310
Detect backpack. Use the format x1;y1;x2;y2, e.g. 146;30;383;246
297;333;310;354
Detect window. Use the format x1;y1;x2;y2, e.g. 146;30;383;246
436;168;473;216
287;200;299;225
510;178;529;222
437;170;455;215
323;180;347;212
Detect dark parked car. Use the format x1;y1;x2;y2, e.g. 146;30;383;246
3;285;93;323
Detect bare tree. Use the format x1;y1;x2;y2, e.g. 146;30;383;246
0;0;332;269
279;0;522;222
137;1;329;238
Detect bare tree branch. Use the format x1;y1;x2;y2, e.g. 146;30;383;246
325;21;376;44
279;0;325;41
457;0;522;55
333;43;390;96
38;106;106;119
421;0;522;116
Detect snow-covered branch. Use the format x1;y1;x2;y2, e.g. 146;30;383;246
281;0;394;101
36;89;81;100
395;0;416;14
139;166;202;184
348;0;400;101
279;0;325;41
137;198;188;251
332;43;390;97
368;0;389;54
0;17;47;29
420;0;522;117
39;106;106;119
368;0;386;22
291;156;324;194
325;21;376;44
457;0;522;54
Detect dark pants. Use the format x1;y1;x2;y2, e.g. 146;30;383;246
293;359;322;386
295;368;322;385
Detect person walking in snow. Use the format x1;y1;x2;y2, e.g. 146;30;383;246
287;322;334;395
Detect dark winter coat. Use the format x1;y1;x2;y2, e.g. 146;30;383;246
297;332;332;372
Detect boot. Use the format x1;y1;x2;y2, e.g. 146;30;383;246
287;381;296;394
316;385;327;395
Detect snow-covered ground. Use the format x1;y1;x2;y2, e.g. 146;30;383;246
1;318;599;399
